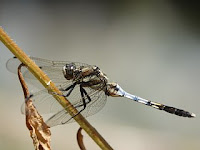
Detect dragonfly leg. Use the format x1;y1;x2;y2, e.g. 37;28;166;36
62;82;77;97
49;82;77;97
79;85;87;112
70;86;92;120
78;86;92;108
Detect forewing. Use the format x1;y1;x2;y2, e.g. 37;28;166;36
6;56;90;86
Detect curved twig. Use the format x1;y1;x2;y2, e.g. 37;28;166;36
77;128;86;150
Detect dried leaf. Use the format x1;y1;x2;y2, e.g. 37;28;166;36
18;63;51;150
25;98;51;150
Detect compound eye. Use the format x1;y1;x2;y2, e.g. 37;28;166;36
63;63;76;79
66;63;74;73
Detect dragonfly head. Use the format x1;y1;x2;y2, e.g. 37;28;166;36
63;63;76;80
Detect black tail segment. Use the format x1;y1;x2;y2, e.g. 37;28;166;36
158;105;195;118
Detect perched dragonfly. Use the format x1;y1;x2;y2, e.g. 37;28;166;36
6;57;195;127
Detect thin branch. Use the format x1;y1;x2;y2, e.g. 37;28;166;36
0;27;113;150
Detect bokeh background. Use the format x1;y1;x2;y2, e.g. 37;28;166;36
0;1;200;150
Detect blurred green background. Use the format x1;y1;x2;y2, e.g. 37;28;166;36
0;1;199;150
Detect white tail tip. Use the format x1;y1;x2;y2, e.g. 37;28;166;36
191;113;196;118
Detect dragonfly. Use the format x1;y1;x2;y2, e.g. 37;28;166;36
6;56;195;127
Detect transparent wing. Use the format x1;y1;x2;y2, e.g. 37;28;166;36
21;84;107;127
7;56;107;127
45;88;107;127
6;56;90;86
21;82;82;114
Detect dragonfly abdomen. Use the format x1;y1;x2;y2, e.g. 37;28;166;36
150;101;195;118
160;105;195;118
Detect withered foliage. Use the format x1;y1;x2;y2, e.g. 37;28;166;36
18;64;51;150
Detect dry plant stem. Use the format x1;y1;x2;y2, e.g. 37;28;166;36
77;128;86;150
0;27;113;150
18;63;30;98
18;64;51;150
